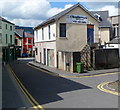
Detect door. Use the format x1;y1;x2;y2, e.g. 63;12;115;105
44;48;46;65
87;25;94;44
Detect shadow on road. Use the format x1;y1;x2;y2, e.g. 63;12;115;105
9;61;92;105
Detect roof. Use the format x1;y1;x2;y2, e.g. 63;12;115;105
0;16;15;25
15;31;22;39
107;38;120;44
34;3;99;30
24;32;33;38
15;26;34;34
90;11;112;28
16;29;24;38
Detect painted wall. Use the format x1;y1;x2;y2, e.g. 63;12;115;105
34;22;56;43
2;21;15;47
35;41;57;67
56;6;99;52
100;28;110;45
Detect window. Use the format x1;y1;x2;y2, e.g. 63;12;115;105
48;25;50;39
60;23;66;37
6;34;7;44
35;48;38;55
36;30;38;41
28;39;32;44
10;26;12;31
42;28;44;40
10;35;12;44
15;39;18;45
113;24;119;37
6;24;7;29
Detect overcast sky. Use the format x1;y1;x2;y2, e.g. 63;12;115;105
0;0;119;27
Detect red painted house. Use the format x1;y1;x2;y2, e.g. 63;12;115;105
23;32;34;57
15;26;34;57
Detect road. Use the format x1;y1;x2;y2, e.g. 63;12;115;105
6;60;119;109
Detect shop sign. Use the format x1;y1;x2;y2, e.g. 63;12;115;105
66;14;87;24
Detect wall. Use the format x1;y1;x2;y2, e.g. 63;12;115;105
56;6;99;52
93;48;119;69
2;21;15;47
100;28;110;45
35;41;57;67
34;22;56;43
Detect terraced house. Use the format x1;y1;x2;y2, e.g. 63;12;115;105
1;16;16;62
34;3;111;72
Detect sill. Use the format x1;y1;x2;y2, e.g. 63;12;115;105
59;37;68;39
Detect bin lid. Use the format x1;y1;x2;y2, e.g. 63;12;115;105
76;62;84;65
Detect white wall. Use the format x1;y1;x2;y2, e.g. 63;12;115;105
34;22;56;43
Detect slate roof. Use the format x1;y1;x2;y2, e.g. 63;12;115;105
34;3;99;30
24;32;33;38
15;26;34;34
0;16;15;25
16;29;24;38
107;38;120;44
90;11;112;28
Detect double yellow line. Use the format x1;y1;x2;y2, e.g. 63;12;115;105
7;64;44;110
97;81;120;96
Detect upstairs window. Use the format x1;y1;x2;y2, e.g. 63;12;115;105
36;30;38;41
113;24;119;37
6;24;7;30
10;26;12;31
42;28;44;40
60;23;66;37
48;25;51;40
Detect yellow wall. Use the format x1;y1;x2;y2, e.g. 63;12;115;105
100;28;110;45
56;6;99;52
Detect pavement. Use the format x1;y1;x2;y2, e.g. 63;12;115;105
28;61;120;77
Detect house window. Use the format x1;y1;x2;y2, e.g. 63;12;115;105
42;28;44;40
28;39;32;44
10;26;12;31
6;34;7;44
35;48;38;55
6;24;7;30
36;30;38;41
60;23;66;37
48;25;50;39
10;35;12;44
113;24;119;37
15;39;18;45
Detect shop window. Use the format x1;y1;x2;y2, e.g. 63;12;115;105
6;34;7;44
60;23;66;37
10;35;12;44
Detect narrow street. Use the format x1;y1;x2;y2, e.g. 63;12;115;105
3;60;119;109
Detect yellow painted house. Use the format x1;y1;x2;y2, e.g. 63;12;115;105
34;3;111;72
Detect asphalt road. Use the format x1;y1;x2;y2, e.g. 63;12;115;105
8;60;119;109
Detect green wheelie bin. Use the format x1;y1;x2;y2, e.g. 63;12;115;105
76;62;84;73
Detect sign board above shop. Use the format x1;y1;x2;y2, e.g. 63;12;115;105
66;14;88;24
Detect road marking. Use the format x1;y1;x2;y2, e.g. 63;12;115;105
97;81;120;96
27;63;119;78
7;64;44;110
